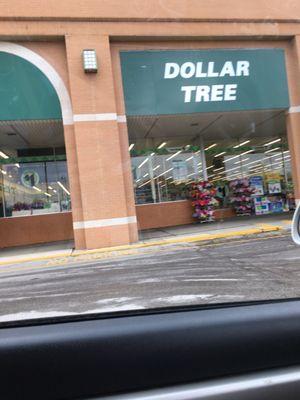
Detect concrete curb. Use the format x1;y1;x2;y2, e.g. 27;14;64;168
0;224;284;267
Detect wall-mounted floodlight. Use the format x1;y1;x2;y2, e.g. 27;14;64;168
82;49;98;73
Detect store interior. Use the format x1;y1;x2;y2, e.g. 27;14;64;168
0;119;71;218
128;109;294;223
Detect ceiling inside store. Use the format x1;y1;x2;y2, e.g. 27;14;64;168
127;109;286;150
0;110;287;158
0;119;64;156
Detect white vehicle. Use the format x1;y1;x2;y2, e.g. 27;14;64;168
292;203;300;245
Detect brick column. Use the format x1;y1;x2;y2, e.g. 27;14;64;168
286;36;300;203
65;35;138;249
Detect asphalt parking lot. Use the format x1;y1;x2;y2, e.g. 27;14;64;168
0;232;299;322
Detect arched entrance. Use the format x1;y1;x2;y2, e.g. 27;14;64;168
0;43;74;248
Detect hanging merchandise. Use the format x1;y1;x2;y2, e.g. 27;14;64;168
189;181;219;222
229;178;255;216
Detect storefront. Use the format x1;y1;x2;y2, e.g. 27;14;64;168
0;2;300;249
120;48;294;228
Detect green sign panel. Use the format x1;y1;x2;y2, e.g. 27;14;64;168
0;52;62;121
120;49;290;116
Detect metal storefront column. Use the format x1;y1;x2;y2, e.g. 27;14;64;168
65;35;138;249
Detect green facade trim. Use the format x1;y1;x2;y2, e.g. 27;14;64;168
120;49;290;116
0;155;67;164
0;52;62;121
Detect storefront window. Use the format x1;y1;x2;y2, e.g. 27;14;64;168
121;49;294;221
0;147;71;218
128;110;294;218
0;51;71;220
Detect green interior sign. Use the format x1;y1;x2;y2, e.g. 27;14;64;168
120;49;290;116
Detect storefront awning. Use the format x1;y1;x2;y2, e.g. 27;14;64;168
0;52;62;121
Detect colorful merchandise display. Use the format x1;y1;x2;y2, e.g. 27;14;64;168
189;181;219;222
286;190;296;211
249;176;264;196
253;196;269;215
229;178;255;216
268;196;283;213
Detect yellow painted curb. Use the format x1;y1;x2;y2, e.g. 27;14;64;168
0;225;283;267
282;219;292;225
71;225;282;255
0;252;73;267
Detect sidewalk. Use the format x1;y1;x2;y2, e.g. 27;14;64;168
0;213;293;266
138;213;292;241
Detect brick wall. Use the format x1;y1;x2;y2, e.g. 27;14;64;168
0;213;73;249
136;201;235;230
1;1;299;21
